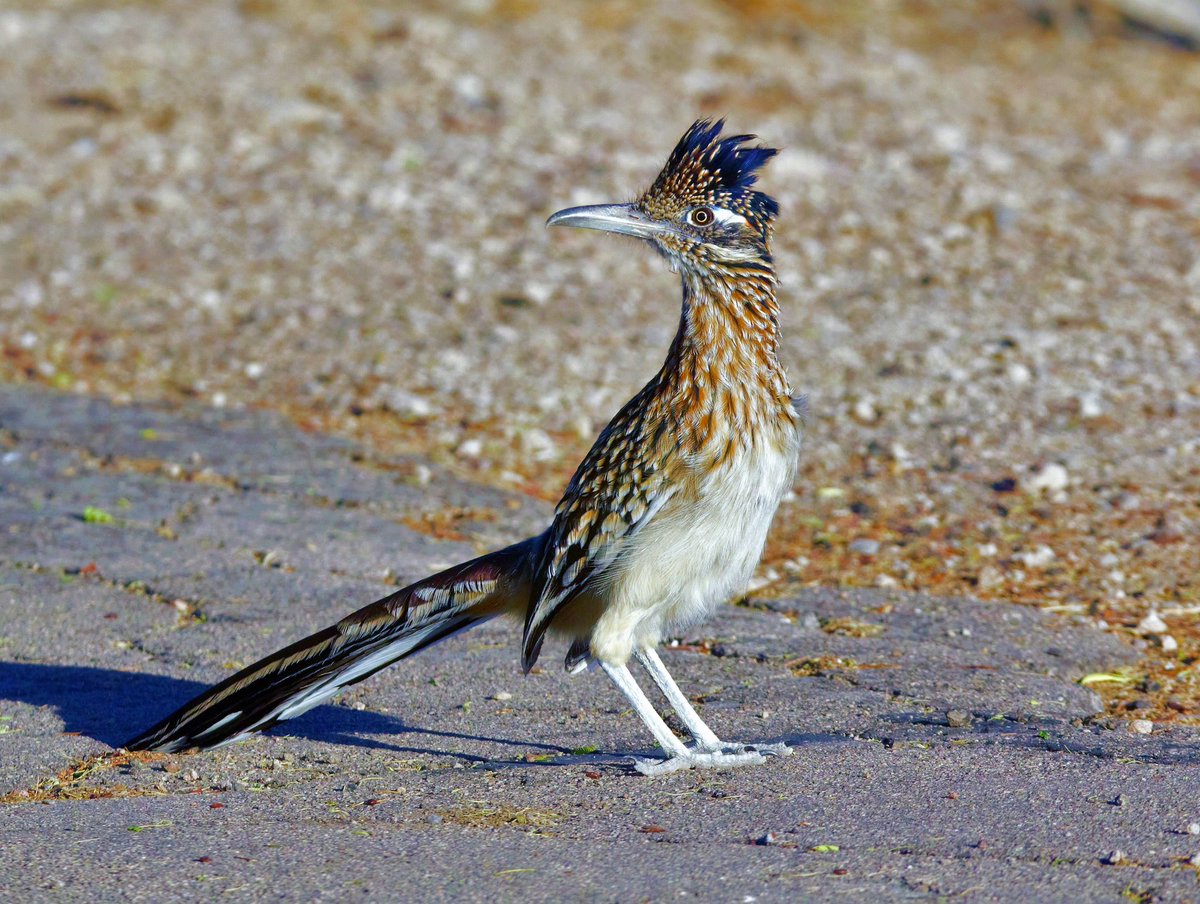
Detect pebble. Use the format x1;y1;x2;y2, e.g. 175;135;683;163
493;691;513;701
1191;853;1200;868
456;438;483;459
1130;719;1153;735
1007;362;1032;385
1161;635;1178;653
1137;611;1167;635
1103;850;1124;865
1019;545;1055;568
849;538;880;555
852;398;878;423
1188;822;1200;836
1029;463;1068;493
1078;393;1103;418
947;710;972;728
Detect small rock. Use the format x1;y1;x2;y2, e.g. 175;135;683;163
1137;611;1167;635
426;814;443;825
1019;545;1055;568
947;710;972;728
1103;850;1124;865
852;397;878;423
1078;393;1103;418
849;538;880;555
493;691;512;701
1188;822;1200;836
1029;463;1068;493
1007;362;1032;385
977;565;1004;590
755;832;778;846
456;438;483;459
1161;635;1178;653
1130;719;1153;735
1191;852;1200;868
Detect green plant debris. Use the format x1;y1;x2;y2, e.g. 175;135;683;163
570;745;598;755
1080;672;1138;686
1;751;168;804
127;821;171;833
139;428;158;441
93;283;118;305
787;656;858;677
436;806;560;830
810;844;840;853
83;506;114;524
820;618;885;638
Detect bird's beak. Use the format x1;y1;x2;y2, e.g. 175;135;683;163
546;203;666;240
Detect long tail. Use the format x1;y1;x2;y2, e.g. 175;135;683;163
124;537;537;752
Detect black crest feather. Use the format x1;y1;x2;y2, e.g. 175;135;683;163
648;118;779;223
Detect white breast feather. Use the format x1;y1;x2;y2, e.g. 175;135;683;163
589;426;800;664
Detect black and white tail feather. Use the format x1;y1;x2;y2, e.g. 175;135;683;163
124;538;536;752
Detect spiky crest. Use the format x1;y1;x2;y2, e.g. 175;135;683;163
640;118;779;229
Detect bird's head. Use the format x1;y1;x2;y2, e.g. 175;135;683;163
548;118;779;273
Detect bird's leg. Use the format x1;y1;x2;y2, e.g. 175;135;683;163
601;660;784;776
600;662;690;761
635;647;792;761
633;647;720;749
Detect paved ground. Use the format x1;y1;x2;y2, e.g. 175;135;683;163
2;387;1199;903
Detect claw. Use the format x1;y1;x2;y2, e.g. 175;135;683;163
632;742;789;776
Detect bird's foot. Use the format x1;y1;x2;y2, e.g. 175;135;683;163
633;741;791;776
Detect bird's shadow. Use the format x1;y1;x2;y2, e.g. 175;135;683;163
0;661;572;765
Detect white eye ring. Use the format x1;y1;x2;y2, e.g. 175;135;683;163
687;207;748;228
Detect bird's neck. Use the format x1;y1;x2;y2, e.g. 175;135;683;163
658;260;793;442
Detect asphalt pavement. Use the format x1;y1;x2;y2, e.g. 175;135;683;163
1;386;1198;903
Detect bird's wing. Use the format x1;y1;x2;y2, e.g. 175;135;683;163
520;398;676;671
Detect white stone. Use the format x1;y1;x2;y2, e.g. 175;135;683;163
1137;611;1167;635
1007;363;1032;385
1162;635;1178;653
1029;463;1068;493
1130;719;1153;735
456;438;483;458
853;397;878;423
1020;545;1056;568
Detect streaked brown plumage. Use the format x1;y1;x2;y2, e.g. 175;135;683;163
126;119;803;775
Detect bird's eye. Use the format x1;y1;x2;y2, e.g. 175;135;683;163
687;207;715;227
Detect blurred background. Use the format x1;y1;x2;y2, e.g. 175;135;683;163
1;0;1198;719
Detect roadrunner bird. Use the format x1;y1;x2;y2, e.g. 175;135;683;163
126;119;803;775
